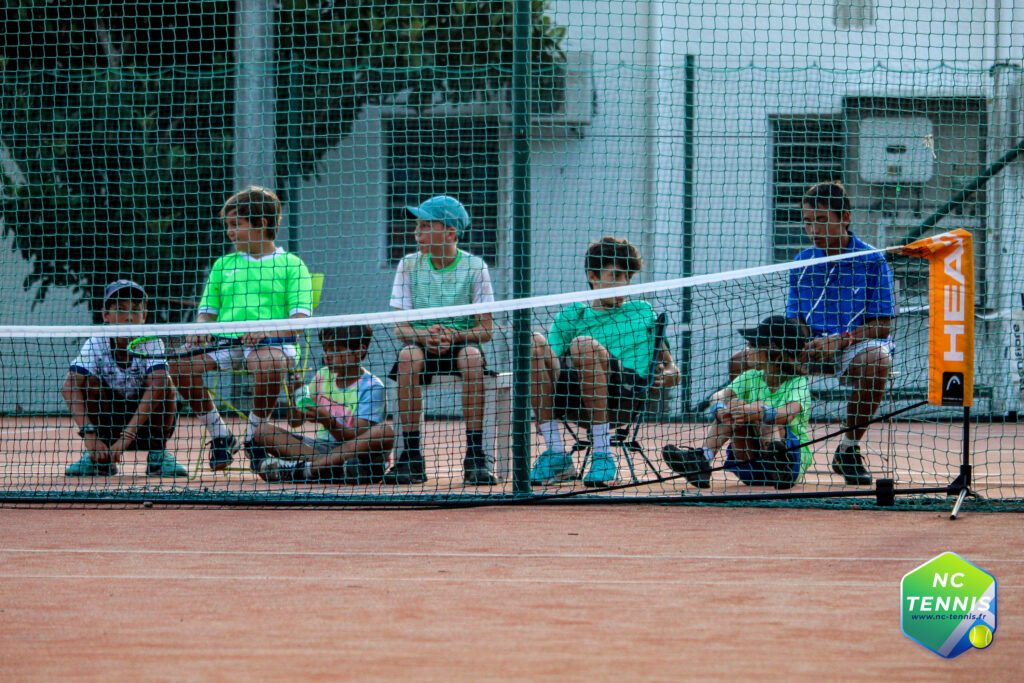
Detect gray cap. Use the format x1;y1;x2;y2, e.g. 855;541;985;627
103;279;148;305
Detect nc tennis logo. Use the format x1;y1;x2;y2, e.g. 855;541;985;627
901;552;996;657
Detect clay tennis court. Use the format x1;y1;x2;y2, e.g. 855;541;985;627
0;506;1020;679
1;416;1021;678
1;415;1020;501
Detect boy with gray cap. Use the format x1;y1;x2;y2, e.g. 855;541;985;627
62;280;186;477
386;195;497;485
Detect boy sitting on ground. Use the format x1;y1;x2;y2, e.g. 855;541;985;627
248;325;394;484
529;236;680;487
63;280;187;477
663;315;812;490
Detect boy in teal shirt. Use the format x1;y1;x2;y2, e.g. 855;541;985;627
167;186;313;471
386;195;496;485
530;236;680;487
663;315;812;490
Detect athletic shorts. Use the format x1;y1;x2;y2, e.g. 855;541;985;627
206;336;299;372
284;433;386;485
553;354;646;419
808;339;895;385
94;391;177;451
388;343;486;386
724;428;802;486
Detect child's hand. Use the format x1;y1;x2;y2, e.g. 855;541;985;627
424;325;453;355
185;333;213;348
241;331;268;347
729;402;764;424
804;335;846;363
83;434;109;461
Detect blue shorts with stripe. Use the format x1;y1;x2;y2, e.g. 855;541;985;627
724;428;802;485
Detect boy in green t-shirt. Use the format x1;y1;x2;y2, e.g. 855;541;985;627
167;186;314;471
663;315;812;490
529;236;680;487
386;195;496;485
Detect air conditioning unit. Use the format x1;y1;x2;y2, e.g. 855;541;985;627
532;50;596;129
858;117;935;184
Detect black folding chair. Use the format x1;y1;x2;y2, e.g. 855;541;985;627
564;312;670;484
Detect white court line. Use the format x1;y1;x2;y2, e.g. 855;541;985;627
0;573;905;586
1;548;1022;563
0;573;1021;588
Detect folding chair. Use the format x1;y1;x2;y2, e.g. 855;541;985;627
563;312;670;484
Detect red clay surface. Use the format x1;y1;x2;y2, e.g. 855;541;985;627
0;507;1021;680
2;416;1021;501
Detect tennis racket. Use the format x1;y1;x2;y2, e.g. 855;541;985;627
126;335;244;360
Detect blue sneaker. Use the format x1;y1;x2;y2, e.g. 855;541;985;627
530;450;576;485
146;450;188;478
583;451;617;488
208;434;238;471
65;451;117;477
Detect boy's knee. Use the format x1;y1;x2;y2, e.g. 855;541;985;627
397;345;425;365
569;336;609;366
457;346;485;372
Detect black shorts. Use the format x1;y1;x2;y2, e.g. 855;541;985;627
553;355;646;419
326;455;386;486
94;393;177;451
388;344;487;386
282;432;387;485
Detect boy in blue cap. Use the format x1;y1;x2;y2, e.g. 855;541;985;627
386;195;497;485
62;280;187;477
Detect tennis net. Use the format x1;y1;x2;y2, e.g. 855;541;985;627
0;232;1018;508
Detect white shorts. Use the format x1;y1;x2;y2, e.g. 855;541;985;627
206;340;299;372
834;339;894;384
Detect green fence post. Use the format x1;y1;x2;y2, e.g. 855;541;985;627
511;0;533;494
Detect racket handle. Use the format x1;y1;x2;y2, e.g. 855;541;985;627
293;385;315;409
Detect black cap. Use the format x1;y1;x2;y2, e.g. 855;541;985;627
738;315;807;355
102;279;148;305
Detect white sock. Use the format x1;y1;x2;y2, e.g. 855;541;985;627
200;411;231;439
245;413;267;442
592;423;611;453
702;447;714;462
840;435;859;449
539;421;565;454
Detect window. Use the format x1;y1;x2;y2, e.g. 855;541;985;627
770;117;846;262
385;118;501;265
834;0;876;30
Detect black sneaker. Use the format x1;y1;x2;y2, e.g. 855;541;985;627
463;454;498;486
382;455;427;485
662;445;711;489
244;440;267;475
832;444;872;486
759;440;796;490
208;434;238;471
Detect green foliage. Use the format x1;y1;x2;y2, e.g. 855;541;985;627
277;0;567;177
0;0;565;316
0;0;234;319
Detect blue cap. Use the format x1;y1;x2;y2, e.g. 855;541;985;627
407;195;470;237
103;279;148;305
